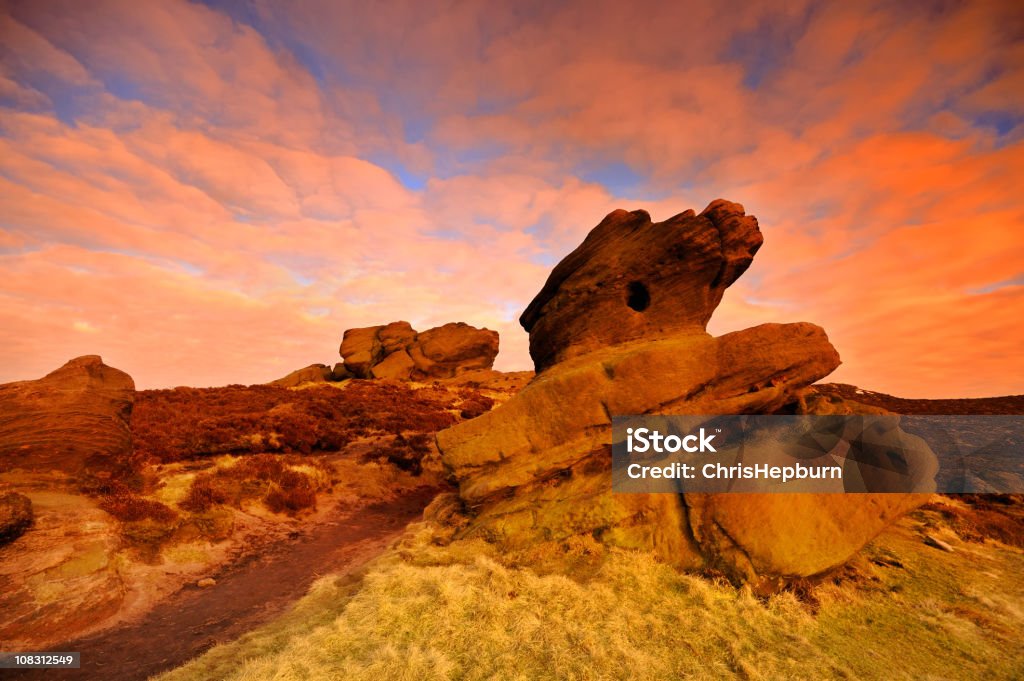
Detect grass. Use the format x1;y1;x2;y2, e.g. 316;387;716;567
157;506;1024;681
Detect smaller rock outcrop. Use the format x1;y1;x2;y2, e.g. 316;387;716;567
270;362;355;387
0;355;135;483
0;492;33;545
270;364;334;387
340;321;498;381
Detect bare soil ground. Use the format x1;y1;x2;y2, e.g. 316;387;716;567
7;486;443;681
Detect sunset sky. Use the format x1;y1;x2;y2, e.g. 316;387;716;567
1;0;1022;397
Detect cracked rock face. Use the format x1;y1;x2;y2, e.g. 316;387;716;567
437;200;927;591
340;321;499;381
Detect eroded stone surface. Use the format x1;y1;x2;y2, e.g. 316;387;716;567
0;490;125;648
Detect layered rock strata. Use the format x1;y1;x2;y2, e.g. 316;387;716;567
0;355;135;483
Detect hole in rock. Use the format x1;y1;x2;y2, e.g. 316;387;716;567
626;281;650;312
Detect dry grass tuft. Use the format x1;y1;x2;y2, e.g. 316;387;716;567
157;513;1024;681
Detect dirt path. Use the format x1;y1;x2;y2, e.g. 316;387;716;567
10;486;441;681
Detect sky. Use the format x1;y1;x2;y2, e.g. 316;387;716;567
0;0;1021;397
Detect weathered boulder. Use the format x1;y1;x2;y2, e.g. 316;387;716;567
520;200;762;371
437;200;929;591
377;320;418;354
371;349;416;380
0;356;135;483
0;491;33;545
339;321;499;381
412;323;500;376
331;363;353;381
270;363;333;387
339;325;385;377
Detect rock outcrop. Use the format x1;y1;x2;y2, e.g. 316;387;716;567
0;491;127;648
340;321;499;381
0;355;135;484
436;200;928;591
270;363;334;387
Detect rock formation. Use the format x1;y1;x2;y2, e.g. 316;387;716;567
270;363;334;387
520;200;763;371
0;355;135;485
340;321;499;381
270;362;353;387
436;200;928;592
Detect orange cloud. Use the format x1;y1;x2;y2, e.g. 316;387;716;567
0;0;1021;397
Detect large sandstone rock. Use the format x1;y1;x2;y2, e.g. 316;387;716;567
339;325;386;377
339;321;498;381
0;356;135;484
437;200;929;591
520;200;762;371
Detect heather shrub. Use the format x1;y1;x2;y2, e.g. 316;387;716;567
179;477;229;513
364;433;434;475
264;470;318;514
921;495;1024;548
121;517;180;561
179;454;326;516
458;394;495;419
132;381;466;463
98;482;178;523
